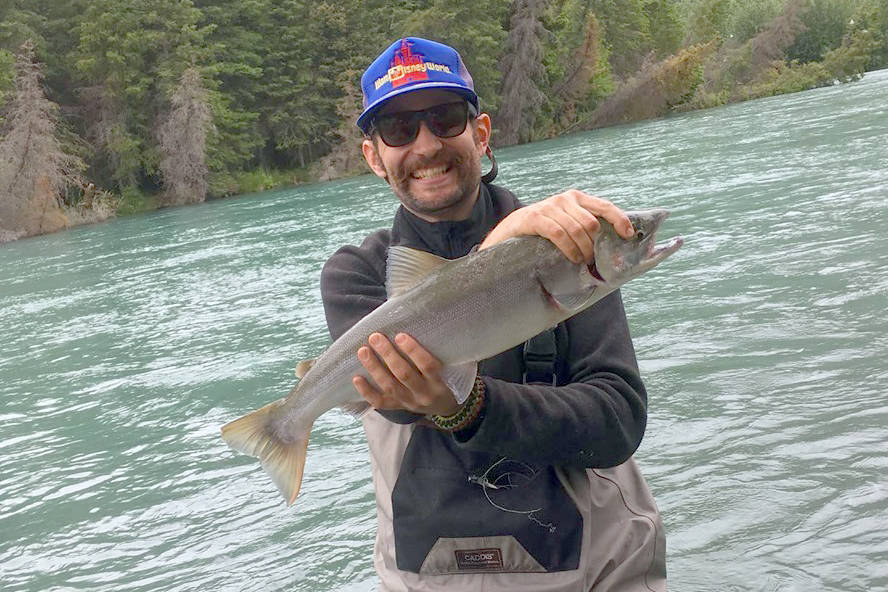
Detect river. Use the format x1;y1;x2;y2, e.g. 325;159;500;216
1;70;886;591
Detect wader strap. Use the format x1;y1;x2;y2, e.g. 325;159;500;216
522;329;557;385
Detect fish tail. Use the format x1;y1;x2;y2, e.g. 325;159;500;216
221;400;311;506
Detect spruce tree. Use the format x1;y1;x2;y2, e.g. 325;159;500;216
0;40;84;240
497;0;548;147
156;67;213;205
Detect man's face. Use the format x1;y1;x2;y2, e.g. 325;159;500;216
362;89;491;222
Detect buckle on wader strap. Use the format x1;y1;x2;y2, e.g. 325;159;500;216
522;329;557;385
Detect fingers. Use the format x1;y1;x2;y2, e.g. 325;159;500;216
353;333;457;415
532;199;599;263
394;333;442;376
479;190;635;263
365;333;422;391
571;191;635;239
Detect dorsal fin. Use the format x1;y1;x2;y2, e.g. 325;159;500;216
386;246;451;297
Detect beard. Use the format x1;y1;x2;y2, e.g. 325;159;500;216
383;143;482;218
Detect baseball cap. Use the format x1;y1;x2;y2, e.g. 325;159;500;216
357;37;479;133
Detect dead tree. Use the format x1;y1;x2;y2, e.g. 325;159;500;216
0;40;84;240
496;0;548;147
156;67;213;206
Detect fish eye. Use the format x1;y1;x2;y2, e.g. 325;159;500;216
635;230;646;241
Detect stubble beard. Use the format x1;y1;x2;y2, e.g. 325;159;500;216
385;145;482;218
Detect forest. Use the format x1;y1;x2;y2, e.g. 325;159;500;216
0;0;886;241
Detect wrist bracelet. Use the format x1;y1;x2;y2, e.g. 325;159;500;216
429;377;486;432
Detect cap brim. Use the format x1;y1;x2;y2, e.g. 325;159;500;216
357;83;479;132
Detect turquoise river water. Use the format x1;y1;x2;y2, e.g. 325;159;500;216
1;70;887;591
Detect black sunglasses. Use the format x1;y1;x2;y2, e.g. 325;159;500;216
370;101;477;147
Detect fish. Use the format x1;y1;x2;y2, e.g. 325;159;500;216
221;209;683;506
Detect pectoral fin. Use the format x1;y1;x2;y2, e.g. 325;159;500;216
441;361;478;405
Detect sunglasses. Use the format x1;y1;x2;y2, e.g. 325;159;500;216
370;101;477;147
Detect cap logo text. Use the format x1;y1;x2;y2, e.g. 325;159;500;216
374;39;452;90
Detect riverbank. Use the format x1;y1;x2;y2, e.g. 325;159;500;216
0;65;882;246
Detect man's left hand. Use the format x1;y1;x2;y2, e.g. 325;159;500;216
479;190;635;263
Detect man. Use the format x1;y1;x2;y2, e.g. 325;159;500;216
321;37;666;591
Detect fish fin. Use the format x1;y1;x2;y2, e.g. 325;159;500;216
338;400;372;418
386;246;451;297
550;288;599;311
441;361;478;405
221;400;311;506
294;358;316;379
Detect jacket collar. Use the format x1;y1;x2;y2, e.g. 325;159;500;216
390;184;521;259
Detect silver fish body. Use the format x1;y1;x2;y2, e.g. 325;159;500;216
221;209;683;505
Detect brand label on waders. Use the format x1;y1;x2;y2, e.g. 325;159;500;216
454;548;504;571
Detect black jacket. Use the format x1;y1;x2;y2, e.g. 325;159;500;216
320;183;648;574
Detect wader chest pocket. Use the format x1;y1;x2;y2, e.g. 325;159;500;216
391;428;582;574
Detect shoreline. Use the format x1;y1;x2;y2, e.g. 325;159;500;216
1;67;883;245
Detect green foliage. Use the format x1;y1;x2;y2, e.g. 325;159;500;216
0;0;884;232
785;0;854;63
74;0;209;191
402;0;509;113
539;1;614;137
683;0;734;45
115;185;159;215
588;41;716;127
644;0;685;57
0;49;14;111
723;0;783;43
850;0;888;69
590;0;653;76
0;6;46;53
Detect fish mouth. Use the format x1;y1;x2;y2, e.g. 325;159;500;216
647;235;684;263
636;209;683;268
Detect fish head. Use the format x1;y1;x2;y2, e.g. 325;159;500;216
590;209;683;287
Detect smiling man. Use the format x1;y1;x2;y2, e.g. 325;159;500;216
320;37;666;591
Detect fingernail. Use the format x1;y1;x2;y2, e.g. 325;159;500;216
370;334;383;346
395;333;407;345
358;348;369;361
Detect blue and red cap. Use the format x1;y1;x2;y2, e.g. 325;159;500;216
357;37;479;133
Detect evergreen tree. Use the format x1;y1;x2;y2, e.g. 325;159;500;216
786;0;854;64
497;0;548;146
853;0;888;69
0;50;13;113
193;0;265;180
74;0;209;190
0;40;84;239
156;67;213;205
542;3;613;135
644;0;684;57
402;0;509;113
590;0;653;76
684;0;734;45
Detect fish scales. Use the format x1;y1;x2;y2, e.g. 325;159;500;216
221;210;683;506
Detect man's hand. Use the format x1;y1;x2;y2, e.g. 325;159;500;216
353;332;461;416
479;190;635;263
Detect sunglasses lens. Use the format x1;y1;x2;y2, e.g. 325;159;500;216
375;102;470;147
426;102;469;138
376;113;418;147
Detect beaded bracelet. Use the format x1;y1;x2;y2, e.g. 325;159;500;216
429;377;486;432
